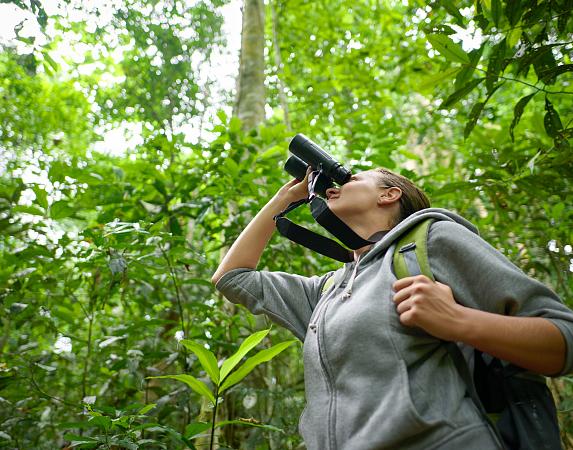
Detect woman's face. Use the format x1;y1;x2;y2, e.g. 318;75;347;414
325;170;382;220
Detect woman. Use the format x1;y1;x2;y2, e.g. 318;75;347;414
212;168;572;450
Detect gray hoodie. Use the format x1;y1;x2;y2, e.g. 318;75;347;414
215;208;573;450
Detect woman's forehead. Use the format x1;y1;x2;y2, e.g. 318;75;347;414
354;170;378;179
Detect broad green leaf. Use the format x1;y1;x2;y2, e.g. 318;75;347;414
418;67;461;91
12;205;44;216
538;64;573;84
427;34;469;64
509;93;536;141
88;415;112;432
454;46;484;90
491;0;501;27
33;186;48;210
50;201;75;219
438;0;464;26
220;340;296;393
219;329;270;382
184;421;211;439
544;97;563;138
43;51;59;72
187;278;213;287
486;39;506;94
216;109;228;124
507;26;522;48
180;339;220;384
63;433;99;448
258;145;284;160
224;158;240;177
153;179;167;196
137;403;157;415
148;375;215;404
440;78;485;109
464;102;485;139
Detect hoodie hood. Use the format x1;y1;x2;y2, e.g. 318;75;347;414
358;207;480;267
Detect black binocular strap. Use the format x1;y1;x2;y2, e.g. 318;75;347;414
275;217;354;262
310;198;375;250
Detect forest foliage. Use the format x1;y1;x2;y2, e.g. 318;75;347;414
0;0;572;449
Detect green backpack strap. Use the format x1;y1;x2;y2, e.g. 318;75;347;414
392;218;435;281
321;274;336;296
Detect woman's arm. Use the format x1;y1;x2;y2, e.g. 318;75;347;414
211;172;309;285
392;275;566;376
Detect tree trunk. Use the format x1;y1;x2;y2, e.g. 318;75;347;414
233;0;266;131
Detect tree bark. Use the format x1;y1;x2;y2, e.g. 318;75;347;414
270;0;291;131
233;0;266;131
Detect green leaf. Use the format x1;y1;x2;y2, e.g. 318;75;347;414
153;179;167;196
438;0;465;26
464;102;485;139
137;403;157;415
148;375;215;404
184;421;211;438
491;0;501;26
532;42;558;85
219;340;296;393
88;415;112;432
506;26;522;48
42;51;59;72
12;205;45;216
454;46;484;90
440;78;485;109
538;64;573;85
544;97;563;138
219;329;270;382
418;67;461;91
427;34;469;64
63;433;99;448
224;158;240;177
215;419;284;433
486;39;506;94
258;145;284;160
187;278;213;287
504;0;523;26
180;340;220;384
509;93;536;141
216;109;228;124
50;201;75;219
33;186;48;210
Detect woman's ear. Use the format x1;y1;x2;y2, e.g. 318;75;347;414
377;187;402;206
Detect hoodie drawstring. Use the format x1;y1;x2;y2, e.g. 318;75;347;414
341;255;361;300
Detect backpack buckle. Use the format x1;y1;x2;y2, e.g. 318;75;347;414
399;242;416;253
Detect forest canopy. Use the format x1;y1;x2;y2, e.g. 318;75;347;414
0;0;572;448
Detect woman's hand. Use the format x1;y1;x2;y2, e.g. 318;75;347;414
275;167;311;203
392;275;466;342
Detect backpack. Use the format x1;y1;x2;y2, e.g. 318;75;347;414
393;218;563;450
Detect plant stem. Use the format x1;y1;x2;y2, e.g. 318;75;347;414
81;313;94;402
161;246;187;338
210;389;219;450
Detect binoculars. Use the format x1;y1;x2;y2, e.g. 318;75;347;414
284;134;352;197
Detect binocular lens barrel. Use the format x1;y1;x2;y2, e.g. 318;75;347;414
289;134;334;169
288;134;351;185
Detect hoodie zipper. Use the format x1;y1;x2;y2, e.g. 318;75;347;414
309;256;362;449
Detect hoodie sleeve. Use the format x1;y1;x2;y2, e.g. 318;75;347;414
215;268;330;341
428;220;573;375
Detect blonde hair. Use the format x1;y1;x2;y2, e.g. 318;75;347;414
372;168;431;226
